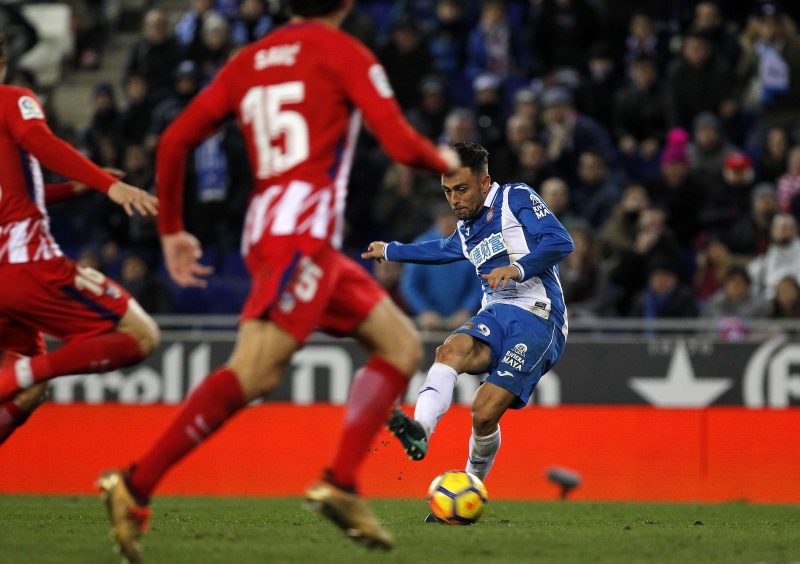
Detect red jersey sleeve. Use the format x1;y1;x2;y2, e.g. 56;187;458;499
5;88;117;193
155;71;234;235
332;39;448;175
44;182;75;204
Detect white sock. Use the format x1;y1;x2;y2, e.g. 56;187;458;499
465;426;501;482
413;363;458;436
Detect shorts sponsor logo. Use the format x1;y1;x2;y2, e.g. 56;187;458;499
469;232;507;267
477;324;490;336
501;343;527;370
18;96;44;120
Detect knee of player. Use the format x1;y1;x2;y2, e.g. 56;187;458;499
434;340;469;366
471;406;500;435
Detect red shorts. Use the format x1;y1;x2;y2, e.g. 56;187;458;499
0;256;130;343
0;317;46;356
242;240;387;344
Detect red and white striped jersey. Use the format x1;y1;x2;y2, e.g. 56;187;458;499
156;21;448;252
0;86;60;265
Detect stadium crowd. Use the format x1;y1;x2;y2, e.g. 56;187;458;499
9;0;800;334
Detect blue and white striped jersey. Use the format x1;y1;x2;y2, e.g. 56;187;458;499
385;182;574;335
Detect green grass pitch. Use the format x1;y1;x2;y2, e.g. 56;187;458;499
2;496;799;563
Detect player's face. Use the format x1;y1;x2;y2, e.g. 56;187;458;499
442;167;491;221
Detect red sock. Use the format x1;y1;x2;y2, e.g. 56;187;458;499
0;401;26;445
128;367;246;503
30;332;144;383
328;357;409;489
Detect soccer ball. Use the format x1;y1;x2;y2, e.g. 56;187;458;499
427;470;488;525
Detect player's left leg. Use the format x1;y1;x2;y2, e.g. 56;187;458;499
466;383;516;481
0;320;47;445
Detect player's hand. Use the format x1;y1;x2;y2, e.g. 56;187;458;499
161;231;214;288
438;147;461;174
361;241;388;262
482;265;520;291
107;181;159;217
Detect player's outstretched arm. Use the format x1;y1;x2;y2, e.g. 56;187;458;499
108;181;159;217
361;241;388;262
161;231;213;288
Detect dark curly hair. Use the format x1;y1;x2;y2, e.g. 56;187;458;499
452;142;489;176
286;0;344;18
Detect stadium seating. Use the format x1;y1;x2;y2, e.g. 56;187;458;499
17;3;74;88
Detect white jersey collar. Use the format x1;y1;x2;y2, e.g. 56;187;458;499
483;182;500;208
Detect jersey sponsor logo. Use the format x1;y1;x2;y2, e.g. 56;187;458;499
368;64;394;98
477;323;490;336
501;344;527;370
496;370;514;377
18;96;44;120
530;193;551;219
469;232;507;267
254;43;301;69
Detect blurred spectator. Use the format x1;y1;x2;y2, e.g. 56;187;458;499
407;75;450;142
576;42;621;131
341;5;378;52
571;150;622;230
193;11;233;84
492;113;535;182
693;236;747;304
665;31;737;132
119;254;172;314
399;203;483;331
631;257;698;319
428;0;469;77
145;61;201;153
84;83;120;165
756;125;790;183
598;183;651;260
703;266;770;322
372;259;411;315
72;0;110;69
378;15;431;110
512;88;539;126
517;139;552;188
230;0;274;46
539;177;577;226
94;137;122;170
691;1;741;66
614;54;668;179
439;107;479;145
737;3;800;129
622;11;668;74
701;151;756;234
373;163;439;243
117;74;154;148
538;86;616;185
647;128;707;248
175;0;219;57
122;145;153;192
465;0;528;82
748;213;800;299
777;145;800;212
472;73;505;152
770;275;800;319
125;9;185;104
609;206;684;315
726;182;778;256
687;112;738;186
529;0;598;76
559;221;608;317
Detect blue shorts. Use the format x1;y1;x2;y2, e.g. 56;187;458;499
453;303;566;409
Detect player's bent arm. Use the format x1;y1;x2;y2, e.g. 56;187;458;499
385;237;466;265
511;228;574;282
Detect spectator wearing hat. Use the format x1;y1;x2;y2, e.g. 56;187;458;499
378;15;431;110
700;152;756;235
748;213;800;299
538;85;616;185
687;112;738;186
665;31;737;132
631;256;699;319
703;265;769;324
777;145;800;213
124;9;186;106
646;128;707;249
726;182;779;256
407;75;450;142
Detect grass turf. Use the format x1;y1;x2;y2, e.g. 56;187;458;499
1;496;799;563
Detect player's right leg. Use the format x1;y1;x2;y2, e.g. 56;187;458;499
101;319;298;561
389;331;492;460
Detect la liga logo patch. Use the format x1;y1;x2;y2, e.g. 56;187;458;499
18;96;44;120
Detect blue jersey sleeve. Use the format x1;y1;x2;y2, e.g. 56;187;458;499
507;185;574;282
385;235;466;264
